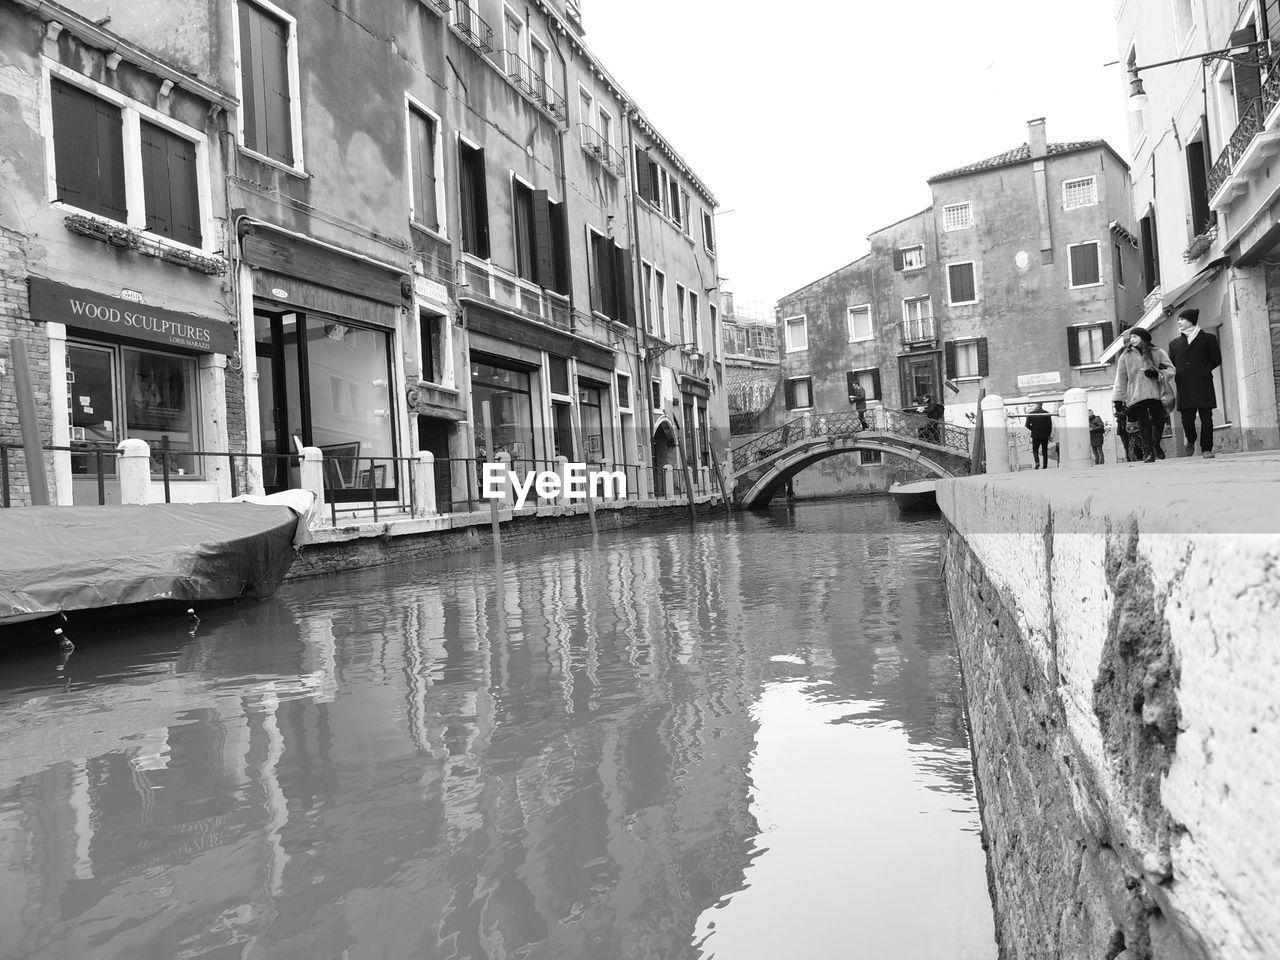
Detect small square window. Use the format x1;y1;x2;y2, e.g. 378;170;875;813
784;316;808;352
1068;242;1101;287
617;372;632;411
859;450;883;465
785;376;813;410
943;202;973;232
651;378;662;411
847;305;873;342
1062;177;1098;210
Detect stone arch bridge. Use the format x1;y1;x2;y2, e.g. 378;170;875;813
729;409;974;509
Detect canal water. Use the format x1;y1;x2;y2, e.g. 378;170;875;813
0;498;995;960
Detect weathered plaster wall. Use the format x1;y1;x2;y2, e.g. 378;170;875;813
939;460;1280;959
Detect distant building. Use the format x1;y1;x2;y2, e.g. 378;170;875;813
774;119;1141;486
1113;0;1280;451
720;292;779;436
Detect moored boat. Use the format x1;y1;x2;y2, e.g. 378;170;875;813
888;479;939;514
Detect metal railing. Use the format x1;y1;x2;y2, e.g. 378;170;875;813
900;316;937;345
504;51;567;122
1208;48;1280;199
729;407;973;476
457;257;615;346
578;124;626;178
451;0;492;53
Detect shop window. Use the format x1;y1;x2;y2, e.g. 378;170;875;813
471;357;536;470
459;140;490;258
579;383;608;462
67;340;202;478
237;0;299;166
49;73;206;249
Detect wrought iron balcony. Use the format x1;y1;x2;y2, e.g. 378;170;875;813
900;316;937;346
451;1;492;54
504;52;567;123
578;123;625;178
1208;50;1280;206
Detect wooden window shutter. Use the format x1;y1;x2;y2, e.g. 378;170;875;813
846;371;857;395
261;11;294;164
635;146;651;201
870;369;882;400
619;250;636;326
944;340;957;378
976;337;989;376
141;121;202;247
532;189;555;288
1067;327;1081;367
1101;321;1117;349
471;147;490;258
1231;25;1262;109
239;7;266;155
893;249;905;271
52;79;127;219
784;379;796;409
550;201;570;294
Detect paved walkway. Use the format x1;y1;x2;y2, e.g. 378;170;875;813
943;450;1280;535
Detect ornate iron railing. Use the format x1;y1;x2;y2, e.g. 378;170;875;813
452;1;493;53
1207;51;1280;198
900;316;937;345
729;408;972;475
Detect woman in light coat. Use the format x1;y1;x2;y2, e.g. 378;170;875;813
1112;327;1173;463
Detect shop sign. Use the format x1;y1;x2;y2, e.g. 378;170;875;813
29;278;235;355
413;274;449;304
1016;371;1061;389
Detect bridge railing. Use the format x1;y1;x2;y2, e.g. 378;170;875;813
730;407;972;474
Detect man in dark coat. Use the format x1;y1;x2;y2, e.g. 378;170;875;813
1167;308;1222;458
1025;402;1053;469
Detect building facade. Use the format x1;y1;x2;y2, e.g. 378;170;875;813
1115;0;1280;451
773;119;1141;485
0;0;725;509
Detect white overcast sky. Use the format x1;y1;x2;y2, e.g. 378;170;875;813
584;0;1130;311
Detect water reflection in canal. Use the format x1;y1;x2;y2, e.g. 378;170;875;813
0;498;995;959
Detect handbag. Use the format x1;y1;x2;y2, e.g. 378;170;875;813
1159;375;1176;413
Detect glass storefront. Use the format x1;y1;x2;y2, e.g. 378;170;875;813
471;357;537;472
67;340;201;478
579;383;607;463
255;310;397;500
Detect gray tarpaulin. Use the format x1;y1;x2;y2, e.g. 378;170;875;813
0;500;305;626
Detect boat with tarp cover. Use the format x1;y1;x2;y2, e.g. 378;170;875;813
0;493;313;637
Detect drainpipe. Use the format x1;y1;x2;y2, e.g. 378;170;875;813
623;102;658;495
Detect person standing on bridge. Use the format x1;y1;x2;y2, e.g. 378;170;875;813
848;379;869;430
1025;403;1053;469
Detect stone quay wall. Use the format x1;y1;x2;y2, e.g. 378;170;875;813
937;456;1280;960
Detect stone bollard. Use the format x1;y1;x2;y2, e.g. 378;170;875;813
300;446;326;520
414;451;437;517
596;458;613;501
116;438;151;504
981;395;1011;475
1059;388;1092;471
554;455;570;506
700;466;710;492
494;453;512;507
662;464;675;499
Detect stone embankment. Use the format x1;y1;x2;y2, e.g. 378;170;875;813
938;454;1280;960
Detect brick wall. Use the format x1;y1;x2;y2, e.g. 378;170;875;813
0;227;52;506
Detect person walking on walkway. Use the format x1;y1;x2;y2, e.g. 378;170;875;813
1113;327;1173;463
1168;307;1222;459
1088;410;1107;464
1025;403;1053;469
848;379;869;430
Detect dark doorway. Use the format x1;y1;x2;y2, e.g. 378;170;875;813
418;416;454;514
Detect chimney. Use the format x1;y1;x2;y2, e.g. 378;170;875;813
1028;117;1048;159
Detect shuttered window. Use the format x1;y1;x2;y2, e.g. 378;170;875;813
408;107;439;231
1068;242;1101;287
51;78;127;222
784;377;813;410
1068;323;1112;366
588;231;632;322
238;1;295;165
459;142;490;258
513;180;536;282
703;210;715;252
945;338;988;378
140;121;202;247
947;262;977;304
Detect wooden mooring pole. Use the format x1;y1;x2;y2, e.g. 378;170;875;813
481;401;502;553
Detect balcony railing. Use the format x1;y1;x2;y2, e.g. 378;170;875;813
422;0;451;13
456;256;611;346
452;0;492;53
504;52;567;123
1208;49;1280;202
578;123;625;178
900;316;937;345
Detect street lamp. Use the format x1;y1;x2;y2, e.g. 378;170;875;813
644;340;702;363
1127;37;1270;111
